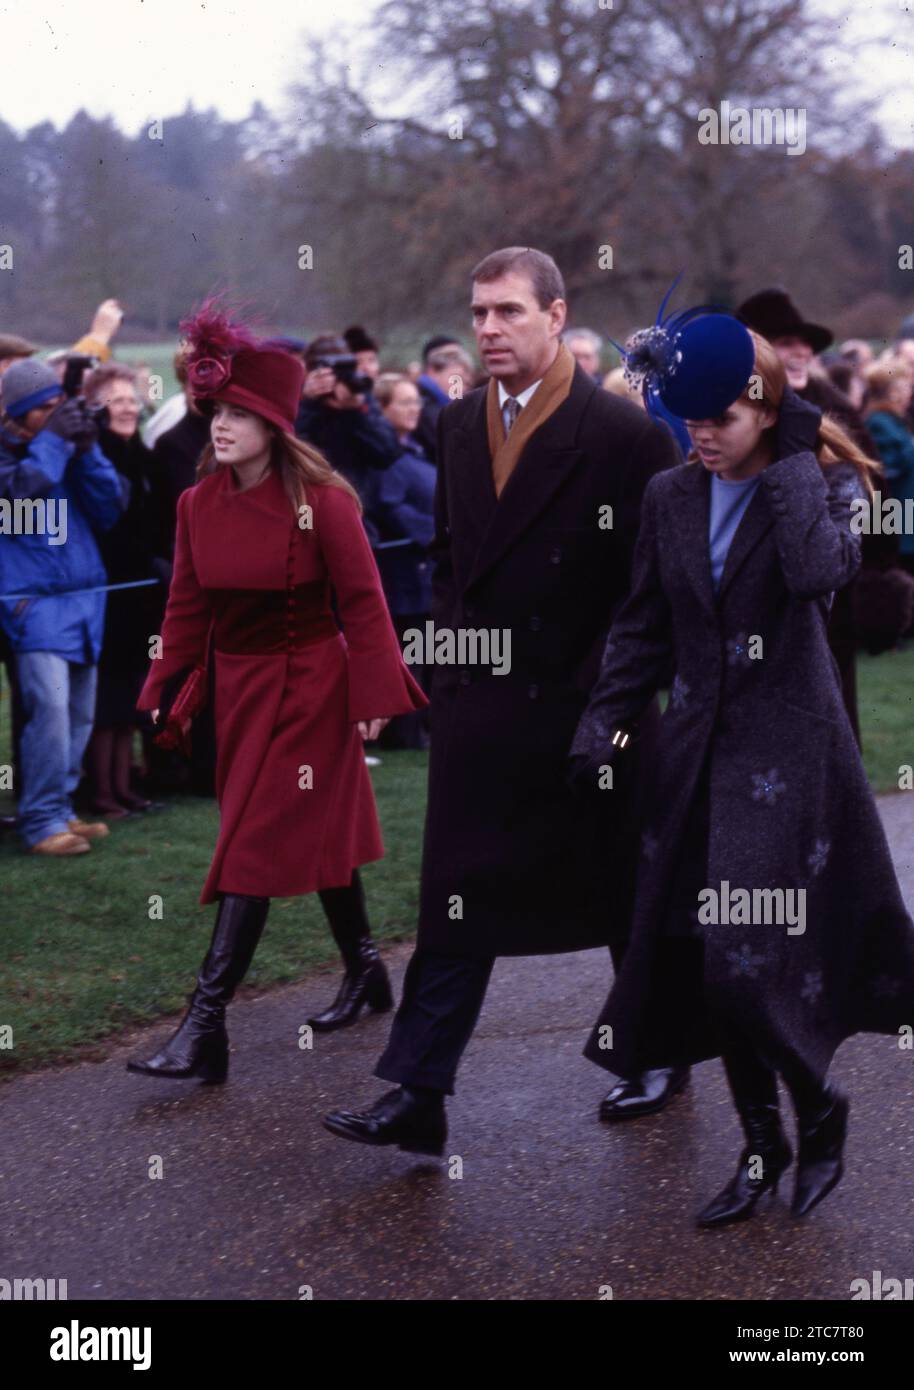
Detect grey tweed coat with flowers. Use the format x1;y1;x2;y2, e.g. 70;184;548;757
570;451;914;1081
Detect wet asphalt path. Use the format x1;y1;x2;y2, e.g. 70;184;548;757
2;794;913;1301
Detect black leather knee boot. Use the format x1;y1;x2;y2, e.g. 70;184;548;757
697;1048;793;1227
308;871;393;1031
784;1069;849;1219
126;893;270;1082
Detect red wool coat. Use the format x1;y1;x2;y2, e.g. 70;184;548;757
136;465;427;902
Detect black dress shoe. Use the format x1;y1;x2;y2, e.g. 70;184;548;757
323;1087;447;1156
308;940;394;1032
599;1066;690;1121
791;1088;849;1218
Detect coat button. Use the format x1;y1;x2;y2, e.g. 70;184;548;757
529;615;542;631
549;547;561;564
528;683;539;699
459;672;471;686
465;605;475;620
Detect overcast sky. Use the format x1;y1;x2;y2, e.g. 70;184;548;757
0;0;912;145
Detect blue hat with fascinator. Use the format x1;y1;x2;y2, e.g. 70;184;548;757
610;276;756;423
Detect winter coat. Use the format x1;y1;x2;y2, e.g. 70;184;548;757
0;425;123;662
571;453;914;1081
866;410;914;557
365;440;436;614
416;365;680;957
136;465;427;903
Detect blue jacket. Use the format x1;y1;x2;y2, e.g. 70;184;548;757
866;410;914;556
365;440;436;614
0;425;123;660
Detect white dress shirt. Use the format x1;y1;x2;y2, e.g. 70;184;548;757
497;377;542;435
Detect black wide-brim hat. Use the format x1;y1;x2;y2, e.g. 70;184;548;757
736;288;833;354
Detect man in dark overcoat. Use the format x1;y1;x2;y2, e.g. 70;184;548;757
324;246;682;1155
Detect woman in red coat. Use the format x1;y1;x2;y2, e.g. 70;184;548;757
126;306;427;1083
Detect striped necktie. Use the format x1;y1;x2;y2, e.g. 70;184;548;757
502;396;521;435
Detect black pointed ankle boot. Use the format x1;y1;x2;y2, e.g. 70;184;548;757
308;872;393;1031
790;1086;849;1219
697;1049;793;1228
126;893;269;1082
322;1086;447;1156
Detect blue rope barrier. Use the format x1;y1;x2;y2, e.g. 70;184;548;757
0;578;162;601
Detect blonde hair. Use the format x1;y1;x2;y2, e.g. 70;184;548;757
197;428;361;515
603;366;643;404
863;359;913;413
82;361;138;403
374;372;413;410
686;329;881;497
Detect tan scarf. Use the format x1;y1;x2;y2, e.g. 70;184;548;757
486;341;576;497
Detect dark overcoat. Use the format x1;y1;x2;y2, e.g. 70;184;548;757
417;365;680;957
571;452;914;1081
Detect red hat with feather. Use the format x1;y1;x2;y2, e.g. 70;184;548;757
179;299;304;434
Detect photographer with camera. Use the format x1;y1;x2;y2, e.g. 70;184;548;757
295;334;401;542
0;357;123;855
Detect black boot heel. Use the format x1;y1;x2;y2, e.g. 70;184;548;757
195;1033;230;1084
697;1138;792;1227
312;873;394;1030
366;961;394;1013
308;942;393;1031
791;1088;849;1218
127;1016;230;1082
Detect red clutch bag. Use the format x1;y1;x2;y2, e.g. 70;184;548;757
153;663;208;758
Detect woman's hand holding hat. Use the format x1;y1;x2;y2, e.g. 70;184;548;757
775;386;822;461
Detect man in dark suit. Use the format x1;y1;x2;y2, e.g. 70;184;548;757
324;246;682;1155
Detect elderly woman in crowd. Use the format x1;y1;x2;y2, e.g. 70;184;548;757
83;362;171;815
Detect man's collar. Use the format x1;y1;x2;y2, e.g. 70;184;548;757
497;377;543;410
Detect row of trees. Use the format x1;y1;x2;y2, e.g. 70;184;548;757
1;0;912;346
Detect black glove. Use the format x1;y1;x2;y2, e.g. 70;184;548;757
775;386;822;462
43;399;85;442
567;728;633;797
71;405;100;453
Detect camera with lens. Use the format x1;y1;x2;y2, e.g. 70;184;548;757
312;353;374;397
62;354;110;430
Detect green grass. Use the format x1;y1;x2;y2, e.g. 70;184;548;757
1;645;913;1077
855;646;914;791
0;664;426;1076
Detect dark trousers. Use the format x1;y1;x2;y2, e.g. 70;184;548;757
375;950;495;1095
375;939;628;1096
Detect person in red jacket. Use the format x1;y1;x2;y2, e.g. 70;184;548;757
126;304;427;1083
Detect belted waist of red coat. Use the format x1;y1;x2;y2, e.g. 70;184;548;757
208;582;340;655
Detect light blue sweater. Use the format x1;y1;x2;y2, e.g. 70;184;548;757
709;472;762;593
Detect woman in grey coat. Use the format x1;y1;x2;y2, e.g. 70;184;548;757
570;329;914;1227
